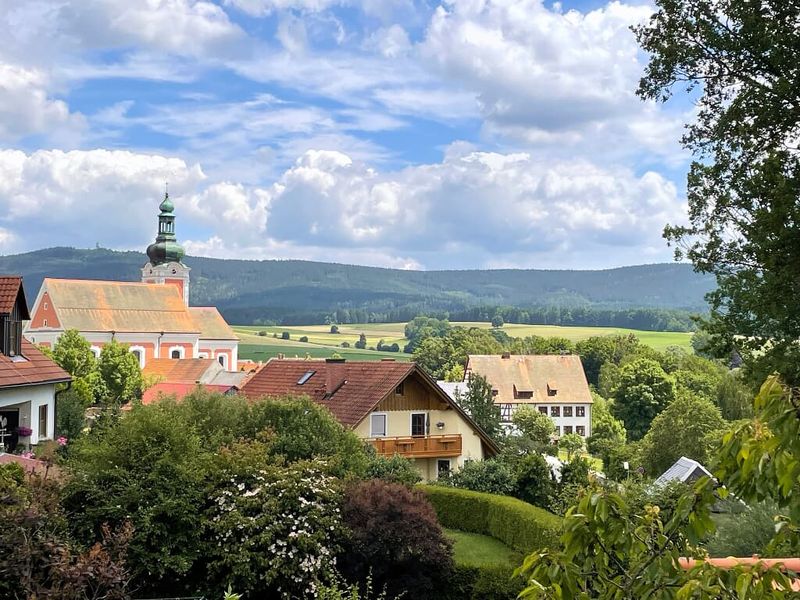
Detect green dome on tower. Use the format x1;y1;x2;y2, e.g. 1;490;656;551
146;192;186;265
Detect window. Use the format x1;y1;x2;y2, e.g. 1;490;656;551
564;425;573;435
554;426;561;436
2;318;22;357
43;319;48;327
43;302;48;310
576;406;586;417
538;406;548;415
411;413;427;437
576;426;586;437
218;354;228;369
170;349;181;359
547;386;557;397
38;405;48;439
550;406;560;417
297;370;315;385
437;459;451;478
395;382;405;396
90;346;101;358
500;404;513;423
131;349;142;365
563;406;573;417
370;413;387;437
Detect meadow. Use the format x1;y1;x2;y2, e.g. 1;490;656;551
234;322;693;362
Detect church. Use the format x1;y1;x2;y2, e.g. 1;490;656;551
24;194;239;370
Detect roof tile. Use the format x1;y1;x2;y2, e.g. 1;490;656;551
0;340;71;389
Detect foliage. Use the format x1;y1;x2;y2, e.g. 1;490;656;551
514;453;557;510
509;335;575;356
339;480;453;600
444;363;465;382
50;329;103;405
413;327;503;379
586;394;626;473
515;478;795;599
206;454;343;599
330;324;339;334
420;485;562;554
363;452;422;487
441;459;516;497
557;433;584;460
446;564;525;600
300;335;309;342
0;465;133;600
611;357;676;440
575;334;644;386
637;0;800;386
97;339;143;405
715;371;755;420
716;375;800;551
706;501;789;559
640;392;726;476
316;574;393;600
512;405;555;446
281;331;290;340
491;315;504;328
354;333;367;349
56;388;87;441
404;316;452;352
455;373;502;440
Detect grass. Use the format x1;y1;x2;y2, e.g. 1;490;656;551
234;321;693;361
443;528;521;567
557;450;603;471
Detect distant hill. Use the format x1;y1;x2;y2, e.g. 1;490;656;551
2;247;715;329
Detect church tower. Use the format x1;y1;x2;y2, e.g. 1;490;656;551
141;192;191;305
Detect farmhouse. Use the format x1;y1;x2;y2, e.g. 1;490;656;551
465;353;593;437
25;194;239;370
0;276;71;451
240;358;500;480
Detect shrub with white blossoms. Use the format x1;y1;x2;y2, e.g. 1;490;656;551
206;459;343;598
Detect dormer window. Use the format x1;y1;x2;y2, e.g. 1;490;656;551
2;316;22;358
297;370;315;385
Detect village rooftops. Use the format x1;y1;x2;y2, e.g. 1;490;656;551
0;339;71;389
466;354;592;405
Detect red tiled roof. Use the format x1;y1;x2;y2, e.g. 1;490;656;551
0;276;22;314
240;359;415;427
141;382;234;405
143;358;218;383
0;340;71;389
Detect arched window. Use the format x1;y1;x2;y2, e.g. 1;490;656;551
171;349;181;359
167;346;185;360
90;346;101;358
217;353;228;369
129;346;146;369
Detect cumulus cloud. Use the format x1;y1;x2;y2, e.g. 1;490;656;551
0;147;683;269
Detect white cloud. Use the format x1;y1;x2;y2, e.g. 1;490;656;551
224;0;341;16
0;64;85;143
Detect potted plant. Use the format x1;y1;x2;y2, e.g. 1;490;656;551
16;426;32;438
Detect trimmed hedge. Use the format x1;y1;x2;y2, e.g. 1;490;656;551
419;485;562;554
443;564;525;600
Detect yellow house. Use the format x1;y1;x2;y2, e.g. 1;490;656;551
240;358;500;481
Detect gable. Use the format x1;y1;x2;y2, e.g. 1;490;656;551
30;291;60;329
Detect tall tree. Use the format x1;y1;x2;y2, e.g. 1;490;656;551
454;373;502;441
611;358;675;441
636;0;800;385
50;329;102;405
97;340;142;405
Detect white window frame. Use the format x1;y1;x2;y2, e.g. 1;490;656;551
89;346;101;358
129;345;146;369
436;459;451;478
369;412;388;437
168;345;185;360
197;351;209;359
217;353;228;369
410;412;427;437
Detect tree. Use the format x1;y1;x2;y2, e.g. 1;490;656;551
281;331;290;340
454;373;502;440
491;315;504;328
514;453;556;510
97;340;142;405
51;329;102;405
575;334;643;386
512;405;555;446
715;371;755;420
640;392;726;476
558;433;584;460
339;480;454;600
510;335;575;356
443;363;464;382
586;394;626;473
330;324;339;334
611;358;675;440
354;333;367;349
636;0;800;386
56;389;86;441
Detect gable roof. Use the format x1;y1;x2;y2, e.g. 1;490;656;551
143;358;220;384
654;456;713;487
0;276;28;317
240;359;500;455
189;307;238;340
0;339;71;389
40;278;199;334
466;354;593;404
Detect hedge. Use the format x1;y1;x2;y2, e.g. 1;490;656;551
443;565;525;600
419;485;562;554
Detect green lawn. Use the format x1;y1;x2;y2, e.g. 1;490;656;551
444;528;521;567
234;321;693;362
558;450;603;471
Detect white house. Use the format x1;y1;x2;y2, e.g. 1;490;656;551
0;276;71;451
465;354;593;437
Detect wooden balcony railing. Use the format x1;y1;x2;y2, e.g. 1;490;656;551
367;434;462;458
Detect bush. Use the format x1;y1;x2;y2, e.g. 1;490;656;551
340;480;453;600
444;565;525;600
281;331;290;340
257;330;267;336
299;336;309;342
419;486;561;554
330;325;339;334
56;389;86;441
341;341;351;348
442;459;515;496
364;452;422;486
514;453;557;509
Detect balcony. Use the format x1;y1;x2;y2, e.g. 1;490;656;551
367;434;462;458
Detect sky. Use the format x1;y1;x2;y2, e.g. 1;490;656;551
0;0;693;271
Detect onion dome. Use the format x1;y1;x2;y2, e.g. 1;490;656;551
146;192;186;265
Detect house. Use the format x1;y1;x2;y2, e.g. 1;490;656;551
25;194;239;370
240;358;500;481
0;276;71;451
465;354;593;437
654;456;713;487
140;357;246;404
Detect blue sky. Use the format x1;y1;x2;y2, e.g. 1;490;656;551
0;0;692;270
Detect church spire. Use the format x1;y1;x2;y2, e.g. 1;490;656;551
146;191;185;265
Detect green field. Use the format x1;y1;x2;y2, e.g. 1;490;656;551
444;528;521;567
234;322;693;362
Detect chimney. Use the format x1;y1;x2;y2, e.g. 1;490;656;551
325;359;346;396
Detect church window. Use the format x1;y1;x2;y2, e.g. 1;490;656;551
171;349;181;359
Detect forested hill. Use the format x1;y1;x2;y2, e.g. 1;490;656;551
3;247;714;329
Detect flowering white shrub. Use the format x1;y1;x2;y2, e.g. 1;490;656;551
207;459;343;598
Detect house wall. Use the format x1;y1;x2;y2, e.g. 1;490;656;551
498;402;592;437
29;291;60;329
199;340;238;371
0;383;56;443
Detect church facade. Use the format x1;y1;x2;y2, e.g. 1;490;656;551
25;194;239;370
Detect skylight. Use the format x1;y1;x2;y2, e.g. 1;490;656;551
297;370;315;385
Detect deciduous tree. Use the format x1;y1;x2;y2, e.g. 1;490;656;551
454;373;502;441
611;358;675;440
